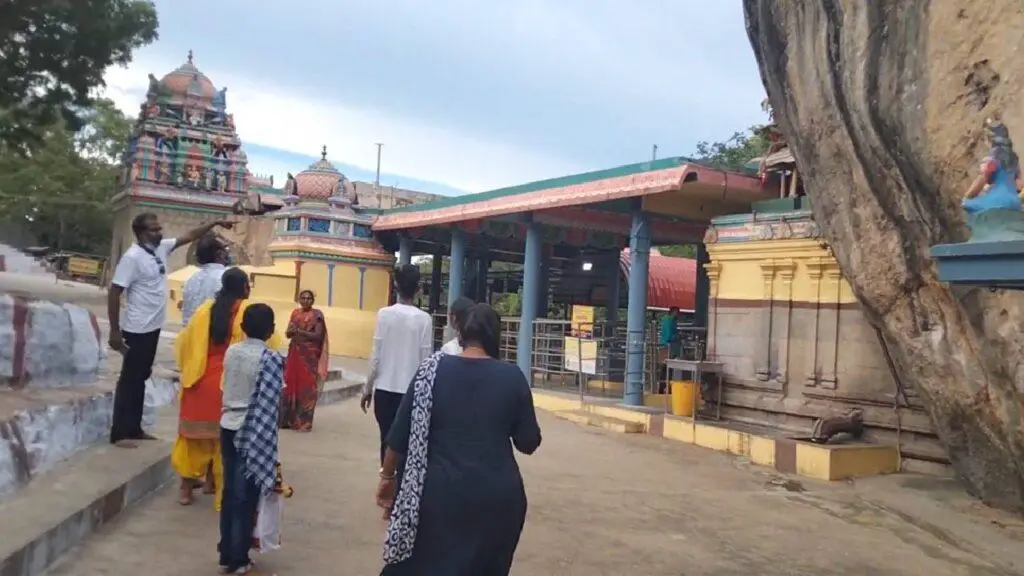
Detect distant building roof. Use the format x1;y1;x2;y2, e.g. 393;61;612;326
350;181;442;209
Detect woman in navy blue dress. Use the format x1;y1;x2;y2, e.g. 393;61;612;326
375;303;542;575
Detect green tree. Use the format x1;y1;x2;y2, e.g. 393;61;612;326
0;0;158;152
653;127;774;258
692;129;771;173
658;244;697;259
0;98;132;254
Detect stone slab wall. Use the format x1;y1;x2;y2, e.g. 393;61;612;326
0;377;178;497
0;244;52;278
0;295;105;389
709;298;946;467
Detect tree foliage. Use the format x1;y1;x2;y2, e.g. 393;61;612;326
657;244;697;259
653;126;774;258
692;128;771;173
0;98;132;254
0;0;158;152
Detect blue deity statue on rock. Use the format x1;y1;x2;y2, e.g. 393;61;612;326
961;119;1024;242
931;120;1024;288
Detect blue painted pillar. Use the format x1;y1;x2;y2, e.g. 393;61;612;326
624;207;651;406
445;229;467;343
448;228;466;307
398;234;412;266
326;263;336;306
694;243;710;329
605;251;621;336
517;219;541;379
357;266;367;310
428;251;442;313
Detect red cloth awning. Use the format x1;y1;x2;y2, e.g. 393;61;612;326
619;248;696;311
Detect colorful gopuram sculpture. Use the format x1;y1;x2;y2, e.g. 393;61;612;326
109;51;438;357
109;50;270;273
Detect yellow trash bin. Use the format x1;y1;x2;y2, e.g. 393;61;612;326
670;380;700;417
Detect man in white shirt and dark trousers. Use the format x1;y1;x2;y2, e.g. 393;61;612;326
360;264;433;464
107;212;233;448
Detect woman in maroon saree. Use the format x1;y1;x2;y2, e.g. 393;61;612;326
281;290;329;431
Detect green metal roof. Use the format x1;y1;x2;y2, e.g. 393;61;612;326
377;156;700;216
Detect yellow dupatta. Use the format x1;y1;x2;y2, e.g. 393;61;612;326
175;300;283;389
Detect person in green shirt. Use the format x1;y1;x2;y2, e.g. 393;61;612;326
659;307;680;350
657;308;680;393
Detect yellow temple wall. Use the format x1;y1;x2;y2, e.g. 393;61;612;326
705;236;946;472
167;257;394;360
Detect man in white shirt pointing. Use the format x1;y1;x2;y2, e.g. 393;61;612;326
107;212;233;448
360;264;433;464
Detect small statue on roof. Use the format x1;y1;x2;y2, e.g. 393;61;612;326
146;73;170;104
211;87;228;124
284;172;298;197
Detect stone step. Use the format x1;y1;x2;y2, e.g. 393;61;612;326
0;378;363;576
553;410;645;434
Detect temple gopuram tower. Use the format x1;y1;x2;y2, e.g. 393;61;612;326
267;147;394;313
109;51;257;273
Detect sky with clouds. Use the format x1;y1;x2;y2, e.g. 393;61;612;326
102;0;768;196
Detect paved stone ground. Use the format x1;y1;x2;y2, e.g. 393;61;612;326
41;401;1024;576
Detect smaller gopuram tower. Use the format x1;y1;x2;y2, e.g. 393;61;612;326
267;147;395;312
109;51;252;273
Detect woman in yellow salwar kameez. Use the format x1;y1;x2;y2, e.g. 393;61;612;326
172;268;281;508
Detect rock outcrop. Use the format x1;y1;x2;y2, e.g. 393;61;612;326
744;0;1024;510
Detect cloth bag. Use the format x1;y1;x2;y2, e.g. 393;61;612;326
253;492;283;552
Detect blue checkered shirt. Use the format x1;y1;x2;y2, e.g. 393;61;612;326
234;348;285;494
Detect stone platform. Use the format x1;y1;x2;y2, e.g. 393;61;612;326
533;389;901;482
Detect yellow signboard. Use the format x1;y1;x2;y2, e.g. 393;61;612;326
564;336;598;375
570;305;594;338
67;256;102;277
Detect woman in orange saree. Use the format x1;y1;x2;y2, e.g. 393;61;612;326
172;268;248;508
281;290;329;432
173;268;284;508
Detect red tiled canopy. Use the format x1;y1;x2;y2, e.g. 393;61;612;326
619;248;696;311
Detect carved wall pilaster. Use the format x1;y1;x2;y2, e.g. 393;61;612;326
755;261;777;381
804;258;827;388
818;263;843;390
704;261;722;359
772;261;796;386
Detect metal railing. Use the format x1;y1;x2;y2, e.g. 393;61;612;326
499;317;520;365
446;311;709;407
523;319;708;400
431;312;448;351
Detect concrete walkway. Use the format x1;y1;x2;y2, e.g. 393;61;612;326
43;400;1024;576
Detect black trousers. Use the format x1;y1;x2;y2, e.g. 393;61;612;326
109;329;161;443
374;389;405;464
